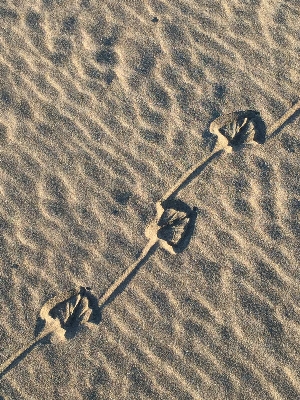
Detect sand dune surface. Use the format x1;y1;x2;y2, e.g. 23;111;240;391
0;0;299;399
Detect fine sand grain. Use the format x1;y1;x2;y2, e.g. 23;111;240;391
0;1;299;399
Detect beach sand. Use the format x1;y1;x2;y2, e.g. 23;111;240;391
0;0;299;399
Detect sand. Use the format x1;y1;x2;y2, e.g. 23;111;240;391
0;0;299;399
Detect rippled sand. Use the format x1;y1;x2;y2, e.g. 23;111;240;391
0;1;299;399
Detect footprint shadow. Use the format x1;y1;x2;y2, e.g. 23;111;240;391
158;198;198;254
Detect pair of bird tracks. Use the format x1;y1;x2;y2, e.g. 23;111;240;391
1;100;299;379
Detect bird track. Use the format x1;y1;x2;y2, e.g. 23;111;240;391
1;99;299;379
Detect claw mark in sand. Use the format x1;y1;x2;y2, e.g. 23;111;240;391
0;287;100;379
160;109;266;203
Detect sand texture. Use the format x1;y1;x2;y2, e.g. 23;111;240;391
0;0;299;399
